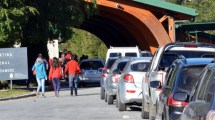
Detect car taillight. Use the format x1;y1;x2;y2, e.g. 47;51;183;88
102;73;107;77
167;94;188;107
112;74;119;83
126;90;136;93
124;74;134;83
102;67;108;71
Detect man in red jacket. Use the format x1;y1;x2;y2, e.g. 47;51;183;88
64;55;80;96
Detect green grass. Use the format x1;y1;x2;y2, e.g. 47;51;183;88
0;89;32;98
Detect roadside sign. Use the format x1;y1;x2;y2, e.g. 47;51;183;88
0;47;28;80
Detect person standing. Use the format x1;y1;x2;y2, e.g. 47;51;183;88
49;57;62;97
32;57;47;98
64;55;80;96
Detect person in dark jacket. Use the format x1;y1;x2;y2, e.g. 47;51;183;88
64;55;80;96
32;57;47;98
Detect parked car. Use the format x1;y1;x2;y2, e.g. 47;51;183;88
105;57;130;104
116;57;152;111
78;59;104;87
179;62;215;120
150;57;214;120
100;57;118;99
105;46;141;62
142;42;215;119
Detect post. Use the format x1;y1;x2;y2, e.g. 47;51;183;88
10;80;13;90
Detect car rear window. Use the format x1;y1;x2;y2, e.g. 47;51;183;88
106;59;117;69
80;61;104;70
131;62;151;72
125;53;137;57
177;66;205;91
117;62;128;71
167;51;215;58
110;53;121;57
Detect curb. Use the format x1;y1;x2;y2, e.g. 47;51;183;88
0;92;36;101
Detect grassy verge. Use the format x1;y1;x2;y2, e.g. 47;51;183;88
0;89;32;98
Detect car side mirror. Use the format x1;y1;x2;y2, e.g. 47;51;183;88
173;92;189;102
150;81;161;88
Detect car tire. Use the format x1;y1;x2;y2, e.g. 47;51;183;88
107;94;113;105
141;99;149;119
105;92;107;102
100;88;105;100
118;96;126;111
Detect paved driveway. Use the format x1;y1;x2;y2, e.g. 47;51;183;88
0;87;144;120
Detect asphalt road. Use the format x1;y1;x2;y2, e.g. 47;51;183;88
0;87;144;120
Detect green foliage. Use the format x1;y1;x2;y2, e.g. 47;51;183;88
185;0;215;22
59;28;107;60
0;0;38;47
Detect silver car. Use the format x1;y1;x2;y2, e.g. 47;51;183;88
78;59;104;87
100;57;118;99
105;57;130;104
117;57;152;111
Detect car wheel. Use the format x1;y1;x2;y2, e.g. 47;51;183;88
105;92;107;102
118;96;126;111
107;94;113;105
100;88;105;100
141;99;149;119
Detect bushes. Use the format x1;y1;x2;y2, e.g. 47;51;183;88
0;80;9;90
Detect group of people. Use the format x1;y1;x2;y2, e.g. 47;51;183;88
32;52;81;98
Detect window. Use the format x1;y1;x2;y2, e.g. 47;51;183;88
177;66;205;91
80;61;104;70
166;65;176;87
131;62;151;72
117;62;128;72
197;70;212;100
125;53;137;57
106;59;117;69
204;72;215;104
110;53;121;57
190;69;208;101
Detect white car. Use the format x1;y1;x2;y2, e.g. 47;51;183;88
105;46;141;62
117;57;152;111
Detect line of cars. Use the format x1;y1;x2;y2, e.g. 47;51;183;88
100;42;215;120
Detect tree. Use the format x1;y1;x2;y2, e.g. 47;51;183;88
0;0;38;47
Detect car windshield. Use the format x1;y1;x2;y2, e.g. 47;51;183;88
80;61;104;70
110;53;121;57
106;59;117;69
125;53;137;57
177;66;205;91
131;62;151;72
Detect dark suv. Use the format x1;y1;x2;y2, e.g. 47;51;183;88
180;63;215;120
150;56;214;120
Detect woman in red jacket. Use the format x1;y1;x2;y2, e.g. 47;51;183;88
49;57;63;97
